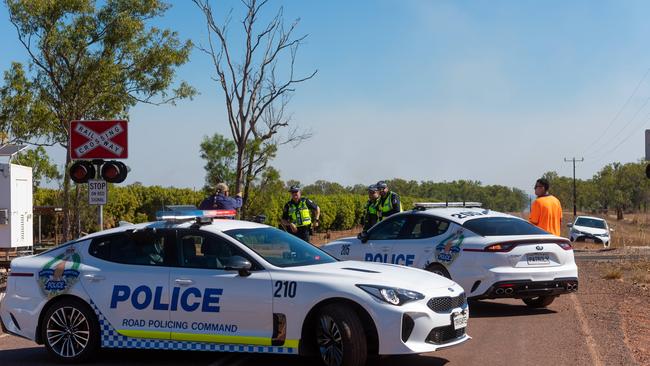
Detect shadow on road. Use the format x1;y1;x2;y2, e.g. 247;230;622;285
0;346;449;366
468;299;556;318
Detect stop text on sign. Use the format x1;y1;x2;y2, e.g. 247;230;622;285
69;120;128;159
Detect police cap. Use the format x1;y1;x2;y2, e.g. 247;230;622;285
376;181;388;189
288;185;301;193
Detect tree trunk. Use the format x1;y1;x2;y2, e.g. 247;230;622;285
241;151;256;218
616;207;624;220
62;154;71;241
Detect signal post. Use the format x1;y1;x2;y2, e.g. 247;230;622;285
68;120;129;230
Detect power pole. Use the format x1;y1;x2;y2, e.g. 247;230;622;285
564;157;584;217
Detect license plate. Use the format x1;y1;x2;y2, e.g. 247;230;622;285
584;238;595;243
452;310;468;330
526;254;550;265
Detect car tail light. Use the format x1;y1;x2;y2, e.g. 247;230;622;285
557;242;573;250
484;243;516;252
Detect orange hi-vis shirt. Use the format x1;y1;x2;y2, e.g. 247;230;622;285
529;195;563;236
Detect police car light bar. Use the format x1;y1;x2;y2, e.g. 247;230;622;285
414;202;483;208
155;209;237;221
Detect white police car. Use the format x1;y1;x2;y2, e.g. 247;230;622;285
0;210;470;366
323;203;579;309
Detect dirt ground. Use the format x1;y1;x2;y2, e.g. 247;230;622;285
582;259;650;365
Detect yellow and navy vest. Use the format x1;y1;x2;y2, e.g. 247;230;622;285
365;200;379;216
287;198;312;227
378;191;402;221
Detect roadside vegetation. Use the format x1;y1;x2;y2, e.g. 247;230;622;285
31;177;527;238
602;260;650;285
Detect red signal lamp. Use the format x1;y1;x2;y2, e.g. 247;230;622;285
69;161;96;183
101;160;127;183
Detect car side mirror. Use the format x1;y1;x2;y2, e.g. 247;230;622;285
567;223;573;228
224;255;252;277
357;231;369;243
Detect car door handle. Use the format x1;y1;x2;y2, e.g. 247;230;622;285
174;279;194;286
83;274;105;282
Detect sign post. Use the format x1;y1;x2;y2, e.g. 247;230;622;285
88;179;107;230
646;129;650;161
69;120;128;232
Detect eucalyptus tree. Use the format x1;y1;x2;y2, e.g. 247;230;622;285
194;0;316;215
0;0;195;239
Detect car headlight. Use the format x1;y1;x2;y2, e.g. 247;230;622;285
356;285;424;306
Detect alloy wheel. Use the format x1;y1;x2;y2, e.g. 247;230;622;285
317;315;344;366
46;306;90;358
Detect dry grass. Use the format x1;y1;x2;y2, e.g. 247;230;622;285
513;210;650;248
601;260;650;284
603;268;623;280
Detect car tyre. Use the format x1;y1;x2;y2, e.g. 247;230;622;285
41;298;100;363
426;263;451;279
316;304;367;366
522;295;556;308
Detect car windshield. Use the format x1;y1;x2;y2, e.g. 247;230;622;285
575;217;606;229
223;227;337;267
463;217;550;236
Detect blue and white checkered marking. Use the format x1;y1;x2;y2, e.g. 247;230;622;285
90;302;297;355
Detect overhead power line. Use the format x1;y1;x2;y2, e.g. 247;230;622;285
588;109;650;165
582;68;650;157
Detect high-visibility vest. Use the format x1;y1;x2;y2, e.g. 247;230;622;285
378;191;402;221
366;200;379;216
287;198;312;227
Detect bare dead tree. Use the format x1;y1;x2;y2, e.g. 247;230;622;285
194;0;316;214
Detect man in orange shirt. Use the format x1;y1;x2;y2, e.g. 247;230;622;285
529;178;563;236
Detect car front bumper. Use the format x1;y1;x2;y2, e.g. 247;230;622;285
571;233;609;244
366;294;471;355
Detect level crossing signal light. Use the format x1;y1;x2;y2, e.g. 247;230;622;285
101;161;128;183
69;160;128;184
69;161;96;183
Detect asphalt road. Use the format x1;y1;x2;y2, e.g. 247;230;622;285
0;295;599;366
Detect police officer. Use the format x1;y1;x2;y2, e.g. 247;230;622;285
281;185;320;243
199;183;243;210
362;184;380;231
376;181;402;221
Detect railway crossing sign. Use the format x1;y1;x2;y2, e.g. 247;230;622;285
69;120;128;160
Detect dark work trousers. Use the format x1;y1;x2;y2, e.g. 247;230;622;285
292;226;311;243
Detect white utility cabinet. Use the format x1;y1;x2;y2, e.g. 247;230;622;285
0;163;33;249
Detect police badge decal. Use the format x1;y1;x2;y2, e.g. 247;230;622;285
38;246;81;297
435;229;464;265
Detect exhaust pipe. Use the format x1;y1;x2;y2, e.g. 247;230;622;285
495;288;505;295
504;288;514;295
